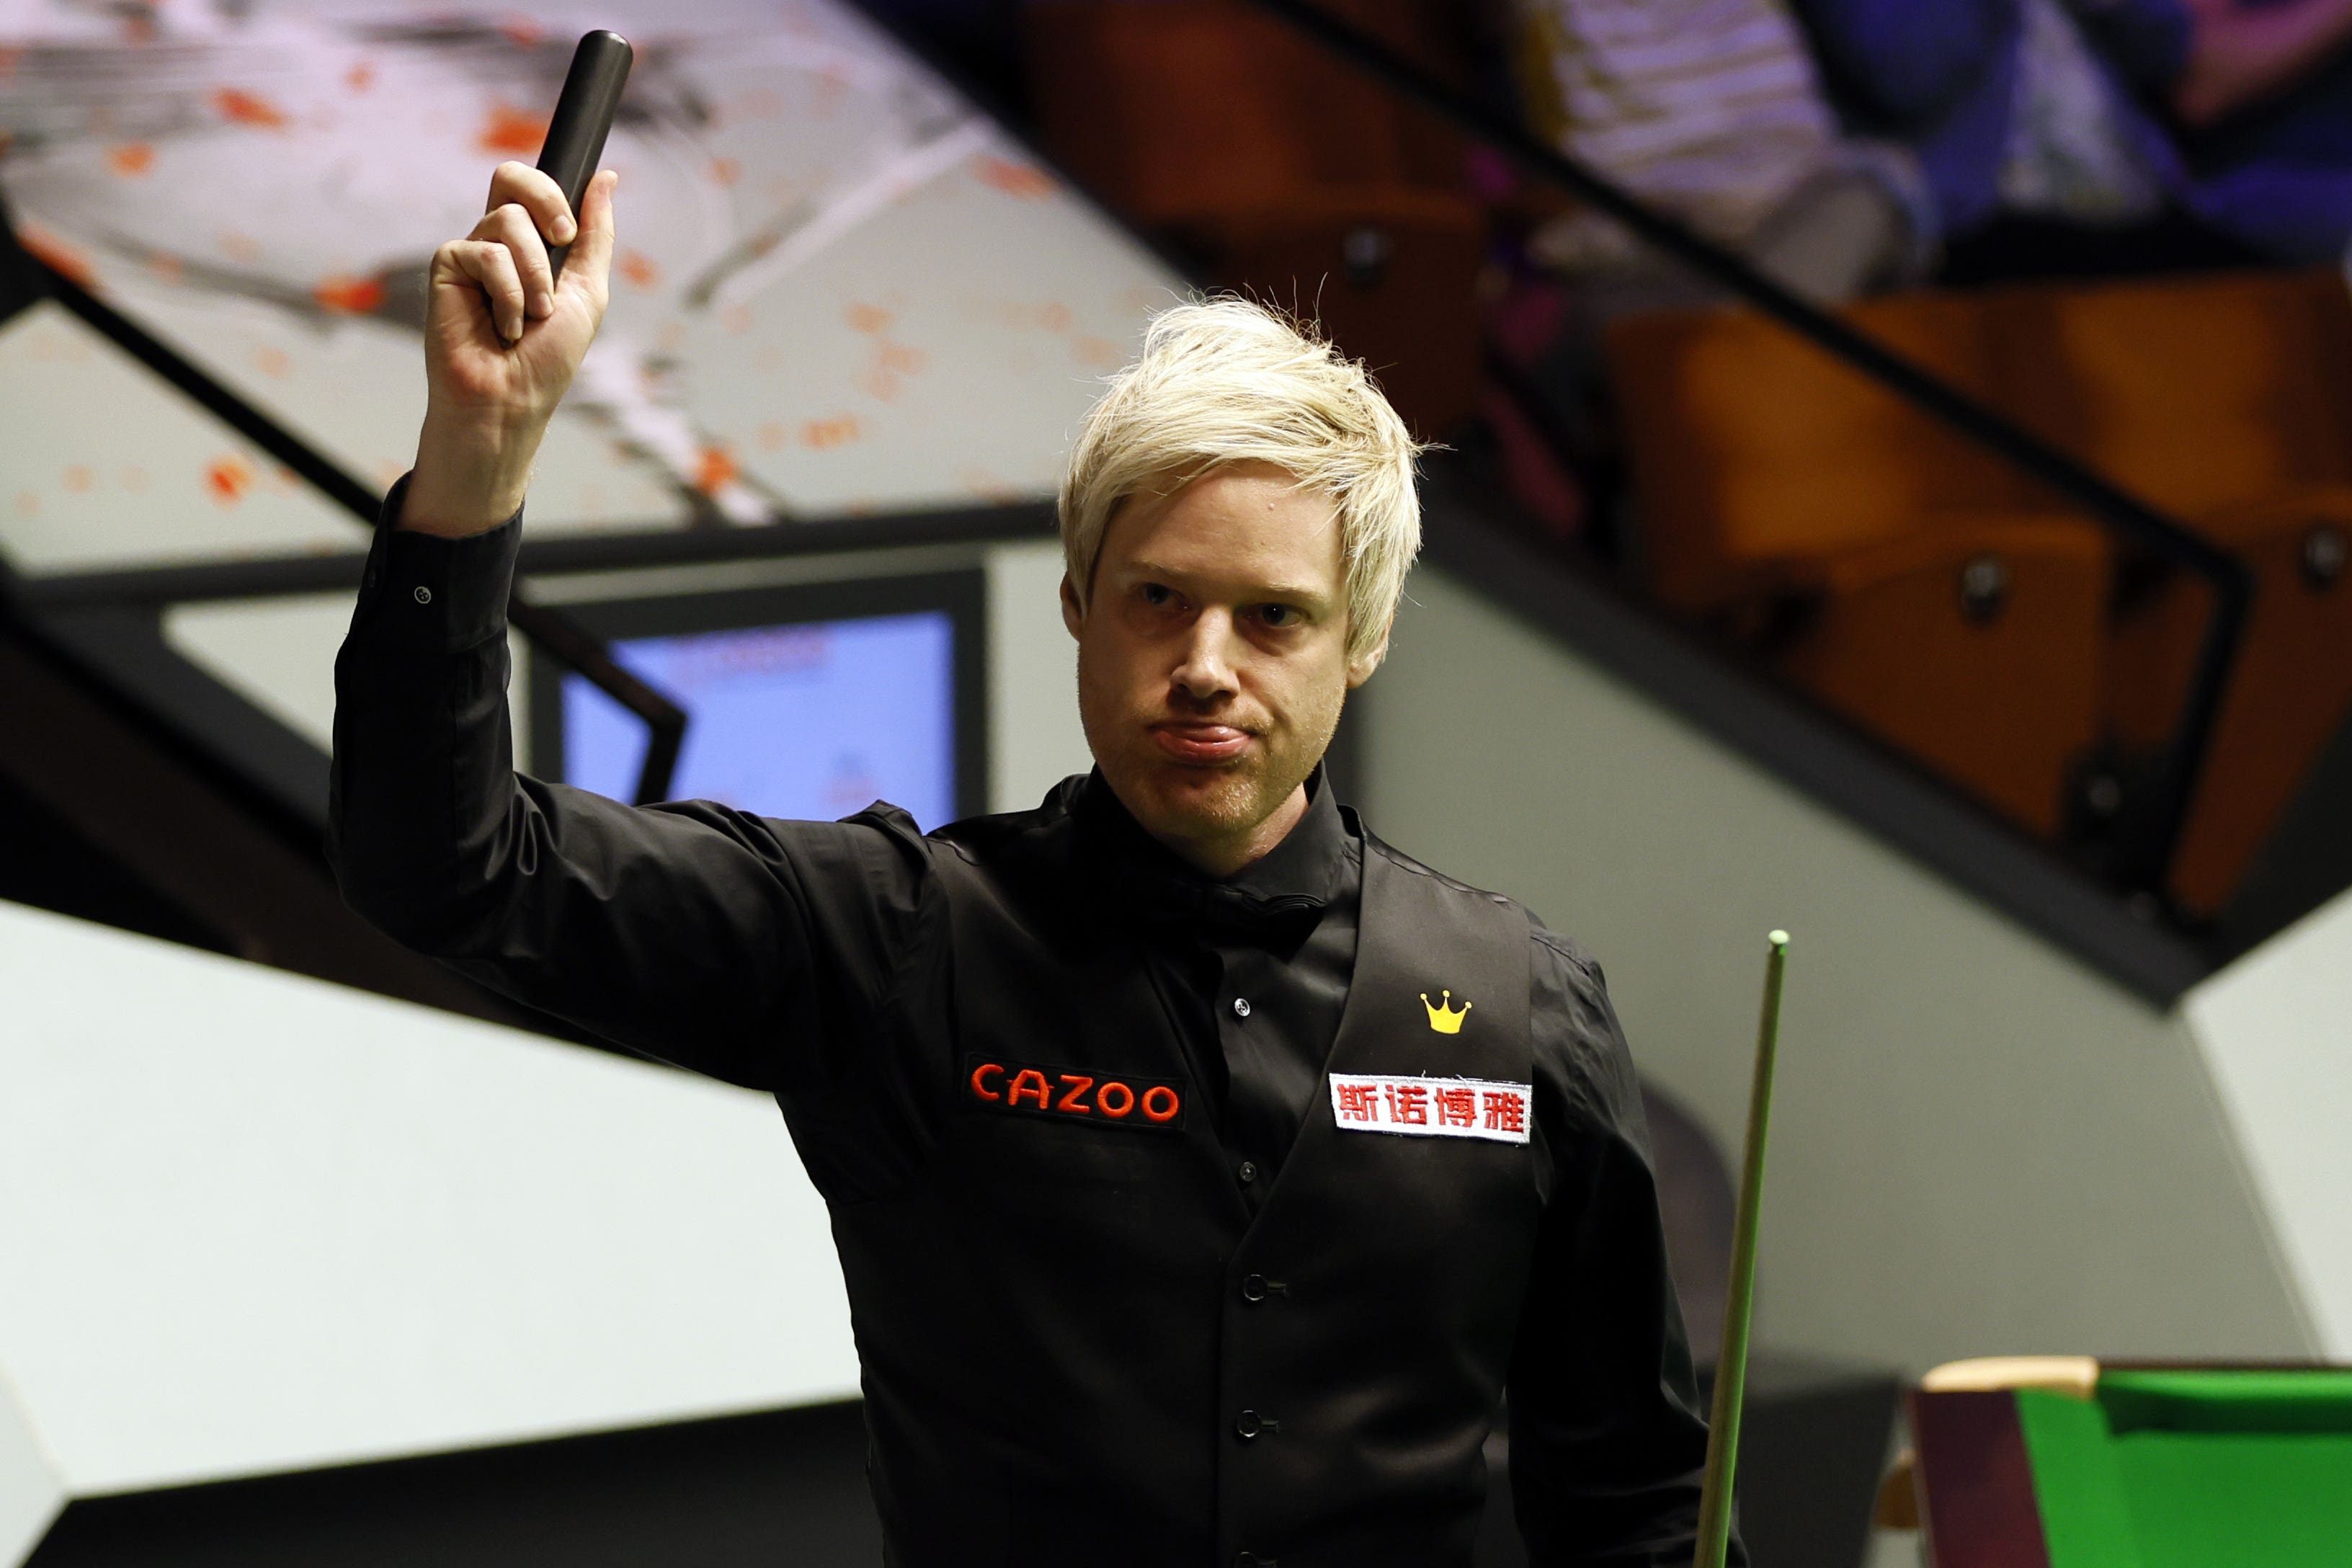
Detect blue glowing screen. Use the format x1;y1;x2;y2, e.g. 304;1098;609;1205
561;610;957;829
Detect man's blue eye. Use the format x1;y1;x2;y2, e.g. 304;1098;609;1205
1260;605;1298;627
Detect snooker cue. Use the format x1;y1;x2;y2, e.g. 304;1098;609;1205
1693;930;1790;1568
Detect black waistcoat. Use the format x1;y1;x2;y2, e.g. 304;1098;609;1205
827;799;1542;1567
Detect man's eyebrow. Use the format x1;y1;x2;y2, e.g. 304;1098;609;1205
1255;584;1331;607
1123;559;1332;605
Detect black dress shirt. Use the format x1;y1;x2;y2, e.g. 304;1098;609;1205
328;487;1734;1566
1081;760;1360;1203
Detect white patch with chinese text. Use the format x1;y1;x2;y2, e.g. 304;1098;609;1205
1328;1074;1531;1144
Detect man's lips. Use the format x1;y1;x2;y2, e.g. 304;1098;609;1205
1148;722;1255;765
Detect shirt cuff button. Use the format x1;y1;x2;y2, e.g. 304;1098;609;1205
413;585;433;605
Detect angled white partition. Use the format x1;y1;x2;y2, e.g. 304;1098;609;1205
0;899;857;1565
2181;886;2352;1359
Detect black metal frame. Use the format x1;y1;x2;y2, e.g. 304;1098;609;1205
11;501;1057;612
0;218;689;806
1244;0;2258;897
529;571;990;826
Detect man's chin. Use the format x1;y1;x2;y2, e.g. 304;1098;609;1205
1123;762;1268;839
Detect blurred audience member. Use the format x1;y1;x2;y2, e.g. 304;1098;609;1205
1507;0;1932;305
1792;0;2206;279
2170;0;2352;126
2167;0;2352;264
1788;0;2352;277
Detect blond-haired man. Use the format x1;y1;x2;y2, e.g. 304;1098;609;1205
332;163;1729;1567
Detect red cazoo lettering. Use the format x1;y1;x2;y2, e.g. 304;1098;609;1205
963;1056;1185;1132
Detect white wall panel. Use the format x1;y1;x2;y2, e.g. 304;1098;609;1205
0;900;857;1503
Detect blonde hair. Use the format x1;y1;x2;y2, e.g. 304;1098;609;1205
1059;298;1426;672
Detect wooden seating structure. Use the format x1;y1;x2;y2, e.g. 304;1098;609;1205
1998;269;2352;916
1607;295;2111;837
1606;268;2352;913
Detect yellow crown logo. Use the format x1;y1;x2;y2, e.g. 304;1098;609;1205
1420;989;1471;1035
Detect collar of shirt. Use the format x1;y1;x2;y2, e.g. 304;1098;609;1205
1072;766;1349;950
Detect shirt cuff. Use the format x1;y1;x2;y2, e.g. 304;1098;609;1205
357;471;524;652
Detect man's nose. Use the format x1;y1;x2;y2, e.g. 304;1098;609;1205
1171;610;1239;699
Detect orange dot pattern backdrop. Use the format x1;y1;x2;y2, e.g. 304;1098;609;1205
0;0;1179;578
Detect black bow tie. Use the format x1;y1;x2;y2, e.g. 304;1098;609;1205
1123;868;1327;948
1069;772;1330;948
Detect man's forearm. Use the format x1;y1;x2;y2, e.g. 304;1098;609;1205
398;404;545;538
328;480;526;950
324;156;816;1082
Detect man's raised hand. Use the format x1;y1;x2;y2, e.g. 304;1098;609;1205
401;161;618;538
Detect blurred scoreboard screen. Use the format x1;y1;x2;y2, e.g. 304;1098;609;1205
538;572;982;830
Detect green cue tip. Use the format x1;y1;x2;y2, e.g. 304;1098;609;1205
1692;930;1791;1568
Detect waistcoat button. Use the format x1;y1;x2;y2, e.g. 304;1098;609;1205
1237;1160;1258;1185
1232;996;1252;1018
1235;1409;1262;1440
1242;1273;1269;1303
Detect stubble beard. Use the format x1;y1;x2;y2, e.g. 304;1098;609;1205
1146;751;1283;842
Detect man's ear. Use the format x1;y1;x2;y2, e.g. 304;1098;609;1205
1345;618;1392;688
1060;572;1084;641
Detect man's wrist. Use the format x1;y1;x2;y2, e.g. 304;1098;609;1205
400;405;545;538
362;475;525;652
